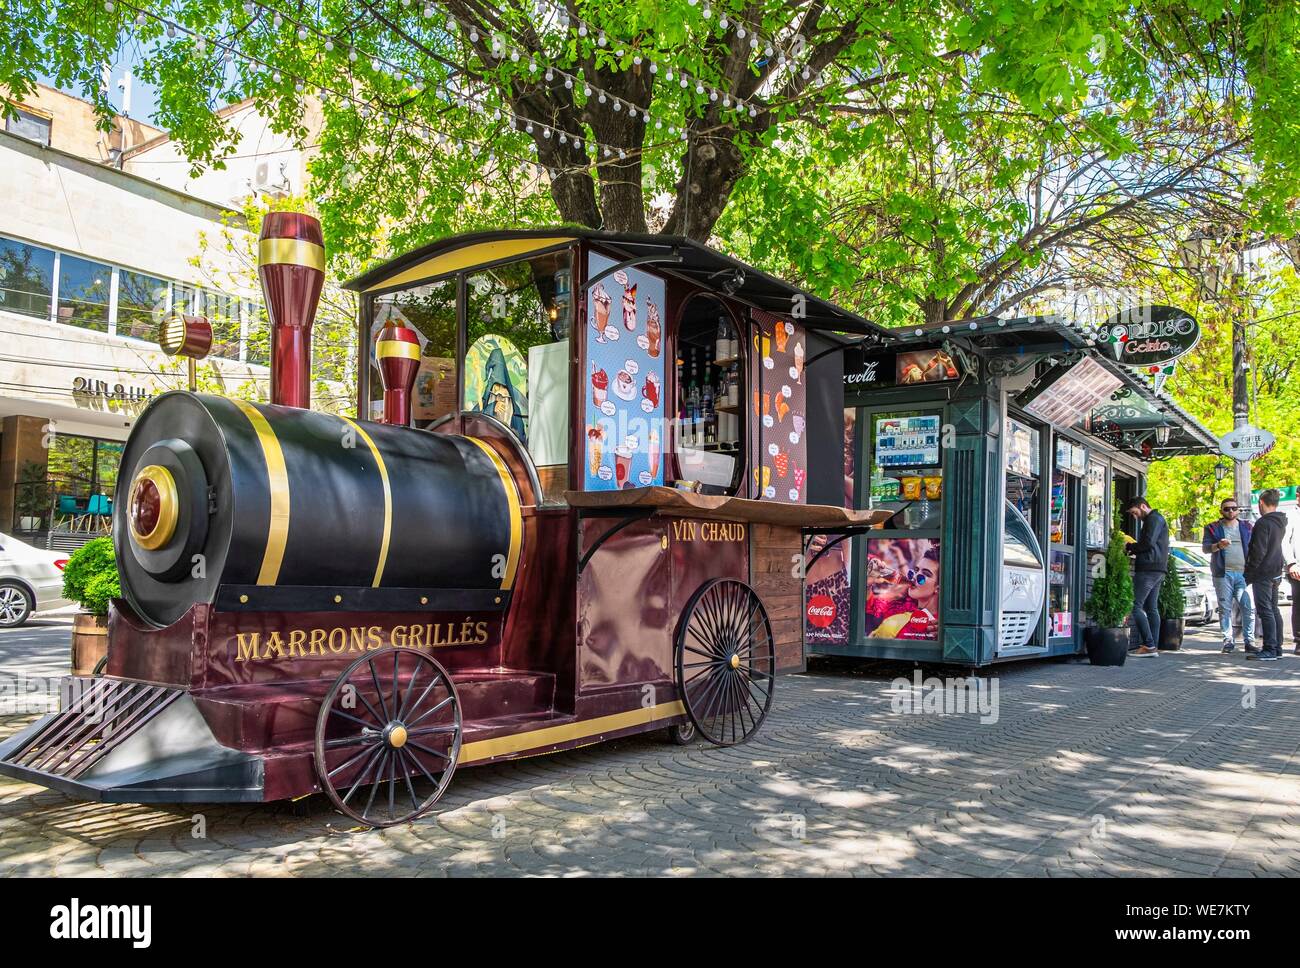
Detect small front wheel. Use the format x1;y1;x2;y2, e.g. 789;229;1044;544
314;648;461;828
674;578;775;746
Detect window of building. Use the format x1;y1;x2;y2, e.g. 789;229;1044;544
39;433;121;533
0;236;55;319
116;270;169;340
6;107;52;145
201;289;241;360
243;300;269;365
56;254;112;332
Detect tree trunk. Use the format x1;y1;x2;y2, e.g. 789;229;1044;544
662;127;746;241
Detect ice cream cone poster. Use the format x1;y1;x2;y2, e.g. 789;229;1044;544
584;252;666;490
748;309;807;503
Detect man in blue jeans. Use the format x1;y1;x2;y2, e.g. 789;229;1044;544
1125;497;1170;657
1244;488;1288;661
1202;497;1255;653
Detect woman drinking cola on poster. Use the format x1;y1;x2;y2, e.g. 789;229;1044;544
864;540;941;640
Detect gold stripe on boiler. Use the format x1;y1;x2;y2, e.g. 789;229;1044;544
465;437;522;590
339;416;393;587
231;399;291;585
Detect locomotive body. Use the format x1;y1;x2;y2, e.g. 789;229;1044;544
0;223;888;826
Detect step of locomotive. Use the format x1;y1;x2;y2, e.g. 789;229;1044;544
193;670;556;753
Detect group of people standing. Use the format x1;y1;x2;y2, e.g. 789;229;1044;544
1122;489;1299;660
1201;489;1299;660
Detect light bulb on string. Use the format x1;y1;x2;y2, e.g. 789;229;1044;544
166;22;176;37
324;39;334;51
297;26;307;40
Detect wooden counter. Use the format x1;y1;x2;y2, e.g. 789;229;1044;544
564;487;891;528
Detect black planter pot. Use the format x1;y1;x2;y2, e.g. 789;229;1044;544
1084;626;1129;666
1158;617;1185;651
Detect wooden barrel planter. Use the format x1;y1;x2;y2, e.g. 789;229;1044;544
70;612;108;676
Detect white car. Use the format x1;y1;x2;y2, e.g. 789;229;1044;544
1170;542;1216;625
0;532;70;627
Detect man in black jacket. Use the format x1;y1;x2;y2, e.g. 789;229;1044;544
1244;488;1288;661
1125;497;1169;657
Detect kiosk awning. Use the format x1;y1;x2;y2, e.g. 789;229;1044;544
344;227;890;339
1080;355;1219;458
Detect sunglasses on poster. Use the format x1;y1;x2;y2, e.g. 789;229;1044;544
909;568;936;585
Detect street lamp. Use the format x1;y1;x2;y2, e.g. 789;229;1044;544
1180;227;1252;510
1214;462;1229;483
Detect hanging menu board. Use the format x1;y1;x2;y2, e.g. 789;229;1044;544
582;252;666;490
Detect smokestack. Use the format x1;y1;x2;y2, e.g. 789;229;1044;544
376;325;421;426
257;212;324;409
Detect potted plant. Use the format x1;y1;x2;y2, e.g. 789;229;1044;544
62;536;121;675
1083;528;1135;666
1158;554;1187;650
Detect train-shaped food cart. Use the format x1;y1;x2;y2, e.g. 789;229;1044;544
0;221;890;827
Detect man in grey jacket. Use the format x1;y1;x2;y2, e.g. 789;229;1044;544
1125;497;1169;657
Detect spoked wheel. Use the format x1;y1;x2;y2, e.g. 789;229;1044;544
674;578;775;746
314;648;461;828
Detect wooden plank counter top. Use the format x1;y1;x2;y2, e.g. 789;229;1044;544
564;487;892;528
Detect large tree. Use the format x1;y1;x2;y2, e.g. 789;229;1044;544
6;0;1299;274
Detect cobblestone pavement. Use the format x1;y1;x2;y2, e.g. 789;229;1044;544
2;620;1298;877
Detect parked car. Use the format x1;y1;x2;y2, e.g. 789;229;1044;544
1170;541;1215;625
0;532;70;627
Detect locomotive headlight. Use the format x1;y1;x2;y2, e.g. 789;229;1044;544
129;464;179;550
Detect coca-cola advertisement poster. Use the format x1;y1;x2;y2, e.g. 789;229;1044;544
583;252;666;491
864;537;941;641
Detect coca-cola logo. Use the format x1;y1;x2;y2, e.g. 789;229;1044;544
807;594;836;628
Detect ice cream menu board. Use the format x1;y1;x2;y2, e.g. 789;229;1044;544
749;309;807;503
583;252;666;490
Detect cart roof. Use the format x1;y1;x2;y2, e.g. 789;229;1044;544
343;227;890;339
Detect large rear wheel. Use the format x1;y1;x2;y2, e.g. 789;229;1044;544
314;648;461;828
674;578;775;746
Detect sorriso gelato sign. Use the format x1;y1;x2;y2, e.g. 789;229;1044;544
1100;305;1200;367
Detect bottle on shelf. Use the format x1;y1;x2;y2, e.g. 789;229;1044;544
716;317;731;360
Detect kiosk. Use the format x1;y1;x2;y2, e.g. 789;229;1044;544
804;315;1217;666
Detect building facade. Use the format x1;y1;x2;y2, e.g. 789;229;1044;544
0;85;338;545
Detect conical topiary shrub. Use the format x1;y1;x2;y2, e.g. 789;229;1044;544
1083;528;1135;665
1085;528;1135;629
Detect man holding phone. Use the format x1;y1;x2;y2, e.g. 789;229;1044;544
1202;498;1255;653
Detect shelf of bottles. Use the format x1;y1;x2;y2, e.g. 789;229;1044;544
677;316;743;453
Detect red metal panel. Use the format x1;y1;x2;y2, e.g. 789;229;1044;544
576;517;672;689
